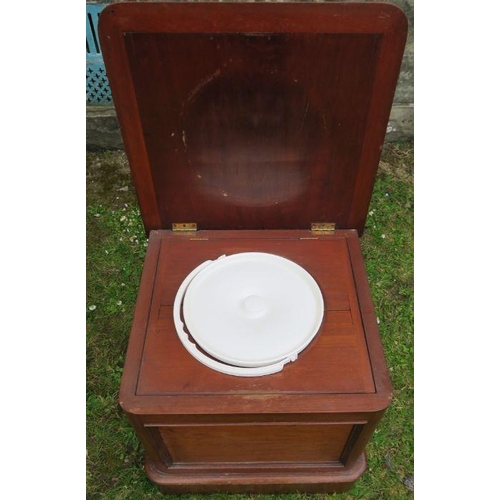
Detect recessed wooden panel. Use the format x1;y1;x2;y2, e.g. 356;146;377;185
123;32;380;232
99;2;408;234
157;236;353;309
158;423;354;464
136;232;375;395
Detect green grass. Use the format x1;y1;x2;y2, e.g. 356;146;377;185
87;142;414;499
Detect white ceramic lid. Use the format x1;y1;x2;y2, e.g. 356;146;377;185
182;252;324;369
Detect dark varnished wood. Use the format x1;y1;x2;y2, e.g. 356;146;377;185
118;229;391;492
121;230;390;412
145;452;367;494
99;2;407;234
99;2;406;493
136;233;375;396
158;422;352;463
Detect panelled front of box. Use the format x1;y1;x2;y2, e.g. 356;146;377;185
158;423;352;464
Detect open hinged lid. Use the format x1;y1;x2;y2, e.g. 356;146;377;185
99;2;407;234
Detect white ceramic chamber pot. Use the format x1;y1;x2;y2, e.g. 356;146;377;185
174;252;324;376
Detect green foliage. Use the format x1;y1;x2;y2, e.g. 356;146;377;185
86;142;414;499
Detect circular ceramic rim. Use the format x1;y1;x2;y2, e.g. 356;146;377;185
182;252;324;368
173;257;291;377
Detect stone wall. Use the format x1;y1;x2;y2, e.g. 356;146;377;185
86;0;413;149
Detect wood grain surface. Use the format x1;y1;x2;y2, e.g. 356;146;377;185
118;229;391;491
99;2;407;234
98;2;406;492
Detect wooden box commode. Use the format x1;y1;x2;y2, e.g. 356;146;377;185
99;2;407;494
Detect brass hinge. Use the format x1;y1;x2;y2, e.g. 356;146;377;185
311;222;336;235
172;222;197;233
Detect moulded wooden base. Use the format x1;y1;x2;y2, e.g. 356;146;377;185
145;452;367;494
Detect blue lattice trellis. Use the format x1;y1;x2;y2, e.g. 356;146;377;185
87;4;113;105
87;64;113;104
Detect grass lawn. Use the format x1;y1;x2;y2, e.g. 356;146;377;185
86;141;414;499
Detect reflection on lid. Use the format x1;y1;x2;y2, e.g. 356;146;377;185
183;73;324;208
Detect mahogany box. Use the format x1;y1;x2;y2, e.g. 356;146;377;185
99;2;407;494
